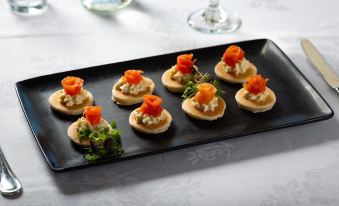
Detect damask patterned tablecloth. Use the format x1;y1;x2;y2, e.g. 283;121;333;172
1;0;339;205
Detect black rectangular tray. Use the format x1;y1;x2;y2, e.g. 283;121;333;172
16;39;333;171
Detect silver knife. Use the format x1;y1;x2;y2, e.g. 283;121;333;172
301;38;339;94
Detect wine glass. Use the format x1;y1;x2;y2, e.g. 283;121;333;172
8;0;47;15
81;0;132;13
187;0;241;34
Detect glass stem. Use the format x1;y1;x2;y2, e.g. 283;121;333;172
204;0;223;23
208;0;219;8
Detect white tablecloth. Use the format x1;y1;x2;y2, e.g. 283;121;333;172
1;0;339;205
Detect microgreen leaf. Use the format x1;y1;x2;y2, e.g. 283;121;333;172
110;129;121;138
84;153;98;161
181;73;225;100
82;122;124;162
110;120;117;129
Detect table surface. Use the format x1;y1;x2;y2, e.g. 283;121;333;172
1;0;339;205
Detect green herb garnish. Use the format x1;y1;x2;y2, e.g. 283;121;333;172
78;128;91;142
181;71;224;100
110;120;117;129
81;121;124;161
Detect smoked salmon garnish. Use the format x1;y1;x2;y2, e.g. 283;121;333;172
84;106;102;125
176;54;195;75
195;83;217;104
61;76;84;95
244;75;268;95
223;45;245;68
124;70;144;85
139;95;164;117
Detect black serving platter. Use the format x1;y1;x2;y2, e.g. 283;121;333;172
16;39;333;171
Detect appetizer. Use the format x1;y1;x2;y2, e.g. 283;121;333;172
112;69;155;105
235;75;276;113
49;76;94;115
182;83;226;121
215;45;257;83
161;54;201;92
67;106;123;161
129;95;172;134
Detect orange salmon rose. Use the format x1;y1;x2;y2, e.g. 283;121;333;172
195;83;217;104
223;45;245;68
139;95;164;117
244;75;268;95
176;54;195;75
84;106;102;125
124;70;143;85
61;76;84;95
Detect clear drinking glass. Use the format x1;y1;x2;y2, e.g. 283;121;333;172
187;0;241;34
8;0;47;15
81;0;132;13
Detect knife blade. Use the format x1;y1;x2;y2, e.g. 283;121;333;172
301;38;339;92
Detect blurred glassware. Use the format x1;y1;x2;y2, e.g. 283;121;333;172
8;0;47;15
187;0;241;34
81;0;132;13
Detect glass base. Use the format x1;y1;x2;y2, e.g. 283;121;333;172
187;7;241;34
81;0;132;13
9;0;47;15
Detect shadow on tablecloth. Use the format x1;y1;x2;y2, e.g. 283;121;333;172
49;116;339;195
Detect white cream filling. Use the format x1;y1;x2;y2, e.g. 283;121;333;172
193;96;219;112
119;78;148;95
223;58;250;76
76;117;110;133
135;110;166;126
243;88;269;102
170;66;192;84
59;89;87;107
